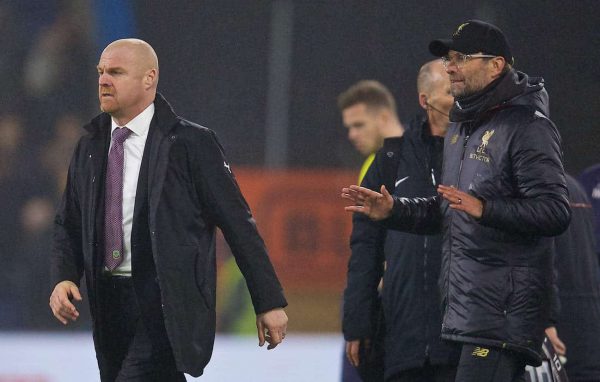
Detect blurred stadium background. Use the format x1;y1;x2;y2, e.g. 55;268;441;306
0;0;597;380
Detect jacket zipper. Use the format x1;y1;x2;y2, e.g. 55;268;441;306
424;235;430;359
444;126;472;327
457;132;471;184
424;144;436;358
424;140;436;358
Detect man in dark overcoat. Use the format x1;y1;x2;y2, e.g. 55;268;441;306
49;38;288;381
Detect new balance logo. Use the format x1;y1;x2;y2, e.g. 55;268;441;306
471;347;490;357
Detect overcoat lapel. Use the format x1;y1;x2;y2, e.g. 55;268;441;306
147;94;179;231
87;117;111;279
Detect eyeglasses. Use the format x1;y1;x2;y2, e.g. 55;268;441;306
441;53;497;69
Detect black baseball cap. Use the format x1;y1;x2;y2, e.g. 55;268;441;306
429;20;514;65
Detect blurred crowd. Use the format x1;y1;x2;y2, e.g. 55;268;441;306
0;1;95;329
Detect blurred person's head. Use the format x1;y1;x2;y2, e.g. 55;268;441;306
41;114;84;194
417;60;453;136
23;2;92;98
54;113;83;144
20;197;54;236
0;114;23;154
97;39;159;126
337;80;401;156
429;20;512;99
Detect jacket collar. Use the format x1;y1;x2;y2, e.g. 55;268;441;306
151;92;180;135
450;69;527;124
83;92;179;137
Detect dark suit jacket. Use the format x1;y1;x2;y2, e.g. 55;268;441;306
51;93;287;377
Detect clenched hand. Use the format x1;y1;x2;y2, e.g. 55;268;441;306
256;308;288;350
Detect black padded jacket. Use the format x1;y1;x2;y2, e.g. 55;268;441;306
383;70;571;366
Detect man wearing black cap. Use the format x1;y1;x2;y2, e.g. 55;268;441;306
342;20;570;381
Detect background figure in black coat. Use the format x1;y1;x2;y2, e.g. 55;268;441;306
579;164;600;255
343;60;459;381
49;39;288;380
553;174;600;382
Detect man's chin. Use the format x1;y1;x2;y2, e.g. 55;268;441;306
99;103;115;114
452;88;476;100
451;85;465;98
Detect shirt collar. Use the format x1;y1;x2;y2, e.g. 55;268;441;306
111;103;155;137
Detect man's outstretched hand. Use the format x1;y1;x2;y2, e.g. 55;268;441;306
342;185;394;221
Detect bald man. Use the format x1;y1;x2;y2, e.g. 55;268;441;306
343;60;460;381
416;60;454;137
49;39;288;381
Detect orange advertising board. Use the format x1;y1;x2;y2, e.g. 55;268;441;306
232;168;356;292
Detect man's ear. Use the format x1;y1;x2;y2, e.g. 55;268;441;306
376;109;387;125
418;93;428;110
490;57;506;78
144;69;157;89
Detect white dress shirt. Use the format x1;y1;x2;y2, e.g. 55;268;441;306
106;104;155;275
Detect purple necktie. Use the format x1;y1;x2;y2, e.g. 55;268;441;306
104;127;132;270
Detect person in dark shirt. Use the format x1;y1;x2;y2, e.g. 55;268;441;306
552;174;600;382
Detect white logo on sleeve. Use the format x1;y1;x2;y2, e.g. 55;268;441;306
224;161;231;173
592;184;600;199
395;176;409;188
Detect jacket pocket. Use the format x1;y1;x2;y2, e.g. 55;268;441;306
505;266;532;315
503;269;515;314
194;249;215;310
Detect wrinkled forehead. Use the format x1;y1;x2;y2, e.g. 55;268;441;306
98;45;135;67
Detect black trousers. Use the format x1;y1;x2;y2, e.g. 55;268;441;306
95;275;186;382
388;361;457;382
455;344;527;382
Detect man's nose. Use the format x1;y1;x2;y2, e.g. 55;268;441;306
98;73;110;86
348;130;357;142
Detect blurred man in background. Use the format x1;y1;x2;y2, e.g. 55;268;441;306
579;165;600;249
551;174;600;381
343;20;570;381
338;80;404;381
338;80;404;184
343;60;460;382
49;38;287;381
